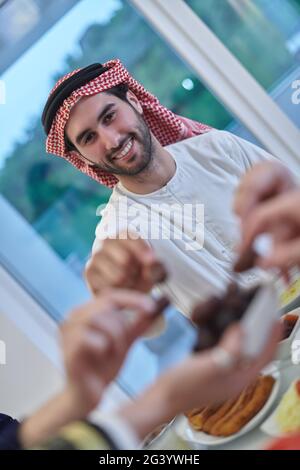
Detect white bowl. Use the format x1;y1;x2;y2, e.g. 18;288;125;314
276;308;300;361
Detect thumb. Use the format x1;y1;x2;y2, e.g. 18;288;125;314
126;296;169;344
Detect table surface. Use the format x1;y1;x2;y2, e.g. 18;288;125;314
148;359;300;450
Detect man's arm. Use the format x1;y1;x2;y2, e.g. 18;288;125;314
18;290;166;449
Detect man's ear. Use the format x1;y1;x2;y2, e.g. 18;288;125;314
126;90;143;114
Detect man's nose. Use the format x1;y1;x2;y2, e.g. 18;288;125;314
99;127;123;152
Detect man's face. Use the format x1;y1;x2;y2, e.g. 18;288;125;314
65;91;153;176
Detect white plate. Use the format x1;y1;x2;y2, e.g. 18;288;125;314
175;369;280;447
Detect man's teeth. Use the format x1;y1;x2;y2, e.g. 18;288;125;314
115;139;133;159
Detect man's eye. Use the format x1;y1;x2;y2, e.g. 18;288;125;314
84;132;95;145
103;111;115;124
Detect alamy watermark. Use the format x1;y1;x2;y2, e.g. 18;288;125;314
0;340;6;365
0;80;6;105
291;79;300;105
96;196;205;251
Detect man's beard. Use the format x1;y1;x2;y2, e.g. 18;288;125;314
90;112;153;176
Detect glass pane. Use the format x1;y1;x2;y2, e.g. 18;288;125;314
0;0;80;73
185;0;300;130
0;0;42;47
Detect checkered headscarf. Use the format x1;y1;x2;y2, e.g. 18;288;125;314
44;59;211;188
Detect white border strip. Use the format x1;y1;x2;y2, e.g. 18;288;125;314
130;0;300;171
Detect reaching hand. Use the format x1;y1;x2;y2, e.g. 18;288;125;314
85;232;167;295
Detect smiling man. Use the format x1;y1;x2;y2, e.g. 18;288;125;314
42;60;281;317
64;89;157;189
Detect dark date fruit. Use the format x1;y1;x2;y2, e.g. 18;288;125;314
233;247;257;273
192;282;259;351
281;314;298;340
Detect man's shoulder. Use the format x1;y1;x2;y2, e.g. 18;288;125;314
171;129;234;151
190;129;234;145
168;129;238;164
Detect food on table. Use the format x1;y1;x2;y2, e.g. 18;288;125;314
192;282;259;351
201;398;237;434
234;246;257;273
275;379;300;434
266;433;300;450
280;314;299;341
185;406;218;431
280;278;300;309
186;375;275;437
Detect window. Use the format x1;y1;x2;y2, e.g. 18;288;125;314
0;0;80;73
185;0;300;132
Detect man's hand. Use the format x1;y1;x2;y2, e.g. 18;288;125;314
234;161;295;222
85;232;167;295
19;289;168;448
233;161;297;272
60;289;167;415
237;189;300;271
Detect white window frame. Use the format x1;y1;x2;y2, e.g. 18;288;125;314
130;0;300;172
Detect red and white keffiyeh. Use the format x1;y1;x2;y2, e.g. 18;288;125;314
46;59;211;188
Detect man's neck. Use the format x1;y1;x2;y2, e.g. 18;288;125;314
118;141;176;195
